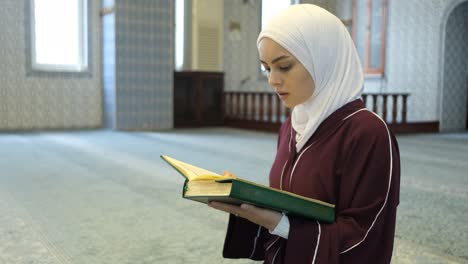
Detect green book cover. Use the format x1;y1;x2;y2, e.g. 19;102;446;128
161;155;336;223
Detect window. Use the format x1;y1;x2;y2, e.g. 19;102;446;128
352;0;387;75
30;0;88;72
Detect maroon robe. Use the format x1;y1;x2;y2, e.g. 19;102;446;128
222;99;400;263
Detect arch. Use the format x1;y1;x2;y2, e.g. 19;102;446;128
437;0;468;131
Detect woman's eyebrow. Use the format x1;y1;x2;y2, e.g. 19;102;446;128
260;55;290;65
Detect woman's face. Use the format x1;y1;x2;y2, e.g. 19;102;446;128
258;38;315;108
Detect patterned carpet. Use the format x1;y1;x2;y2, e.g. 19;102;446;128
0;129;467;263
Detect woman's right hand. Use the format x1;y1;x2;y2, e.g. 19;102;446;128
223;171;238;178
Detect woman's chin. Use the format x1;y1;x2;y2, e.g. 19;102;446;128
282;101;296;109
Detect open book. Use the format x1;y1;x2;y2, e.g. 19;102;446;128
161;155;335;223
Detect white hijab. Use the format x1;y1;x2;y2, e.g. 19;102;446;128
257;4;364;152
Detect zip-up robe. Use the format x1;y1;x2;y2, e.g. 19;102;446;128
222;99;400;263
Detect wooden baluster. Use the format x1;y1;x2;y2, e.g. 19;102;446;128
236;93;241;120
372;94;378;114
362;93;368;106
224;93;229;118
231;93;235;118
253;93;257;121
222;92;226;120
402;94;408;123
224;93;228;117
228;93;233;118
231;93;235;119
252;94;256;121
241;93;245;120
382;94;388;123
252;93;256;121
243;93;248;120
258;93;265;122
276;95;281;123
244;92;252;120
267;94;273;123
392;94;398;123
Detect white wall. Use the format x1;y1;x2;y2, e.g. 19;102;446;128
385;0;467;124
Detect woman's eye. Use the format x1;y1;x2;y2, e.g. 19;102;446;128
279;65;291;72
261;65;270;73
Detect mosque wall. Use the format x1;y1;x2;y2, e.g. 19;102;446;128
223;0;468;126
0;0;102;130
113;0;174;130
440;1;468;131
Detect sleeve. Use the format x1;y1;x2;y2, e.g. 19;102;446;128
269;213;290;239
222;214;267;260
284;122;400;263
222;119;292;261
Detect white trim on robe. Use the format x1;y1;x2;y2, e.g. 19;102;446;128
340;110;394;254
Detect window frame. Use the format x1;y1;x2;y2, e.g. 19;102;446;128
352;0;387;75
27;0;91;76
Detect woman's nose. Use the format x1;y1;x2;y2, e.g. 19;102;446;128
268;71;282;88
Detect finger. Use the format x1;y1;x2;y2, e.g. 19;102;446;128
222;171;237;178
209;201;235;209
240;203;255;210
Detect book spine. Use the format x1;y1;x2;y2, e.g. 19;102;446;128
182;179;189;197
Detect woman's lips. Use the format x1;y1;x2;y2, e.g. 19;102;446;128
277;92;289;100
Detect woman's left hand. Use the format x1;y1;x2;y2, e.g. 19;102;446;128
208;201;282;231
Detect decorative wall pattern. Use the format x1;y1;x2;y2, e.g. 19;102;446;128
223;0;468;128
0;0;102;130
386;0;467;124
385;0;438;122
441;1;468;131
114;0;174;130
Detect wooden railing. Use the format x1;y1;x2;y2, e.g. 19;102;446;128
362;93;410;124
223;91;410;132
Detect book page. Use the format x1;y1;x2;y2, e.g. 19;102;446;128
161;155;232;181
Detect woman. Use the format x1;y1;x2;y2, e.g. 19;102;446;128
209;4;400;263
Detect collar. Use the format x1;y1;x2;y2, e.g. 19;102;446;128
290;99;366;152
